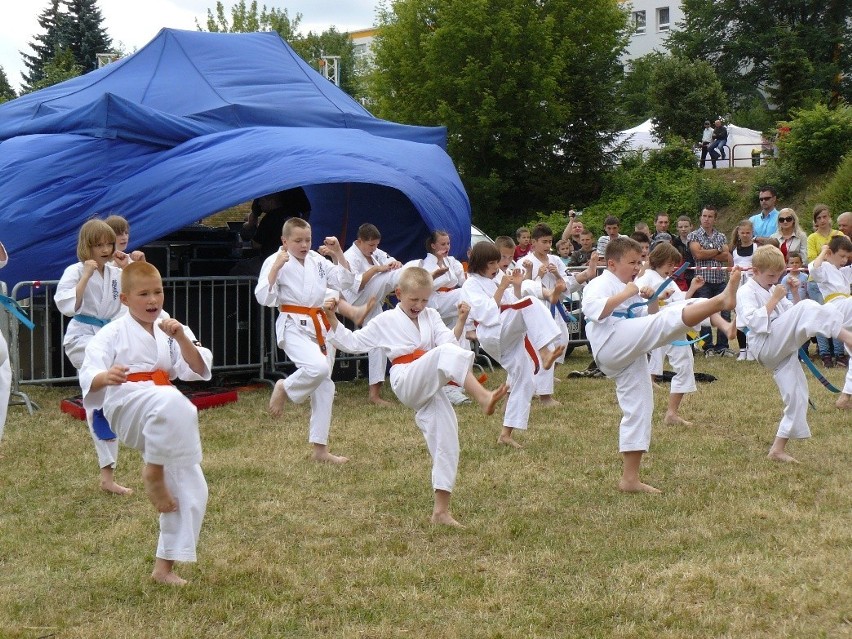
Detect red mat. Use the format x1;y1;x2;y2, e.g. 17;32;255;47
60;388;239;420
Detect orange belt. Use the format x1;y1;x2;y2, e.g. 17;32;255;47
126;370;172;385
392;349;427;366
280;304;332;354
499;298;533;312
436;286;457;293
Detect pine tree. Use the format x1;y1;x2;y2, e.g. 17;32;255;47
0;66;18;103
20;0;68;91
63;0;112;73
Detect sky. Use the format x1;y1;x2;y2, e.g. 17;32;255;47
1;0;379;92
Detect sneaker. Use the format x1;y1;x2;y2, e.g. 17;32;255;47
836;355;849;368
737;350;748;361
720;348;737;358
822;355;835;369
704;349;718;358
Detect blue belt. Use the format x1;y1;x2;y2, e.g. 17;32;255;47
550;301;577;323
73;314;110;328
622;262;690;318
0;294;35;330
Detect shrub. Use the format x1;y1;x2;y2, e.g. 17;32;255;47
814;152;852;216
777;103;852;175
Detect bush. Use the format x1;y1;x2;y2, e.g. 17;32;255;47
777;103;852;175
750;157;805;205
522;211;571;238
814;152;852;216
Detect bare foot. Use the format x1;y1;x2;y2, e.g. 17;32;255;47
721;267;741;309
537;396;561;407
354;296;377;327
312;449;349;464
497;434;523;449
664;414;693;426
431;511;466;528
836;393;851;410
143;468;178;513
369;396;393;407
269;379;288;417
101;480;133;496
540;344;566;371
618;479;662;494
151;571;188;586
767;450;799;463
482;383;509;415
550;279;567;305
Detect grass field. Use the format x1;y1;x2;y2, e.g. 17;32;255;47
1;351;850;638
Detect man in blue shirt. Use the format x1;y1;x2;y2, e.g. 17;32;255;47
749;185;780;245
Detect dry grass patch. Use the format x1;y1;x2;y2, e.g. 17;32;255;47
1;352;849;638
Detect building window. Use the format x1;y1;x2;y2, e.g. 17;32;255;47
657;7;670;32
633;10;646;34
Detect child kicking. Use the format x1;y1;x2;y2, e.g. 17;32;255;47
255;218;354;464
738;245;852;461
582;237;741;493
324;267;507;527
461;241;565;448
809;237;852;409
635;243;735;425
80;262;213;585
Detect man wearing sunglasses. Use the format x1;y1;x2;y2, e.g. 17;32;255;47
749;186;780;246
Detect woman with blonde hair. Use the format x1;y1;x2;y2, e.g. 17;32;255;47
769;208;808;263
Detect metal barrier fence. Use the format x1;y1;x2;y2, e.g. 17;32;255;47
1;281;38;414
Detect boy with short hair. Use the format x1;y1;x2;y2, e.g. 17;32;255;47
255;218;355;464
582;236;742;492
324;267;508;527
522;223;599;405
343;223;404;406
808;236;852;408
513;227;531;260
80;261;213;585
737;245;852;459
568;230;596;267
597;216;624;256
555;239;573;266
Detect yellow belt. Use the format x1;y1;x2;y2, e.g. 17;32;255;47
824;292;850;303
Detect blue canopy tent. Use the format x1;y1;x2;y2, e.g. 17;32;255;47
0;29;471;285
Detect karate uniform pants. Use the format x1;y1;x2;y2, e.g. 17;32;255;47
829;298;852;395
278;317;336;446
86;408;119;469
478;296;561;429
751;300;844;440
592;303;694;452
390;343;473;492
649;343;697;394
106;384;207;562
0;333;9;441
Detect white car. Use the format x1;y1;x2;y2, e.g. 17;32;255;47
470;224;493;246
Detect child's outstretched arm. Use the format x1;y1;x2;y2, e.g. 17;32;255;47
159;319;206;376
811;243;829;271
765;282;788;315
686;275;704;299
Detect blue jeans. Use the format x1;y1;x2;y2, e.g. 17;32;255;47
709;138;727;160
695;280;730;350
806;281;844;355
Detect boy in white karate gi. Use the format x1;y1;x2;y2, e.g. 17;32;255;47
738;245;852;462
635;243;736;425
256;217;355;464
80;262;213;585
56;220;131;495
0;241;10;445
324;267;508;527
521;223;597;405
582;236;741;493
461;241;565;448
808;236;852;410
343;223;404;406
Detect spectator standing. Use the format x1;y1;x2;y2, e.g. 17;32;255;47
700;121;714;168
672;215;695;291
651;213;670;240
770;208;808;263
688;206;734;356
749;186;780;244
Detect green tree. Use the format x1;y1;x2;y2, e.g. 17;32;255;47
20;0;68;91
0;66;17;103
667;0;851;109
294;28;357;98
648;55;728;142
62;0;112;73
27;48;82;92
615;52;665;128
369;0;628;232
766;40;820;118
200;0;301;41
